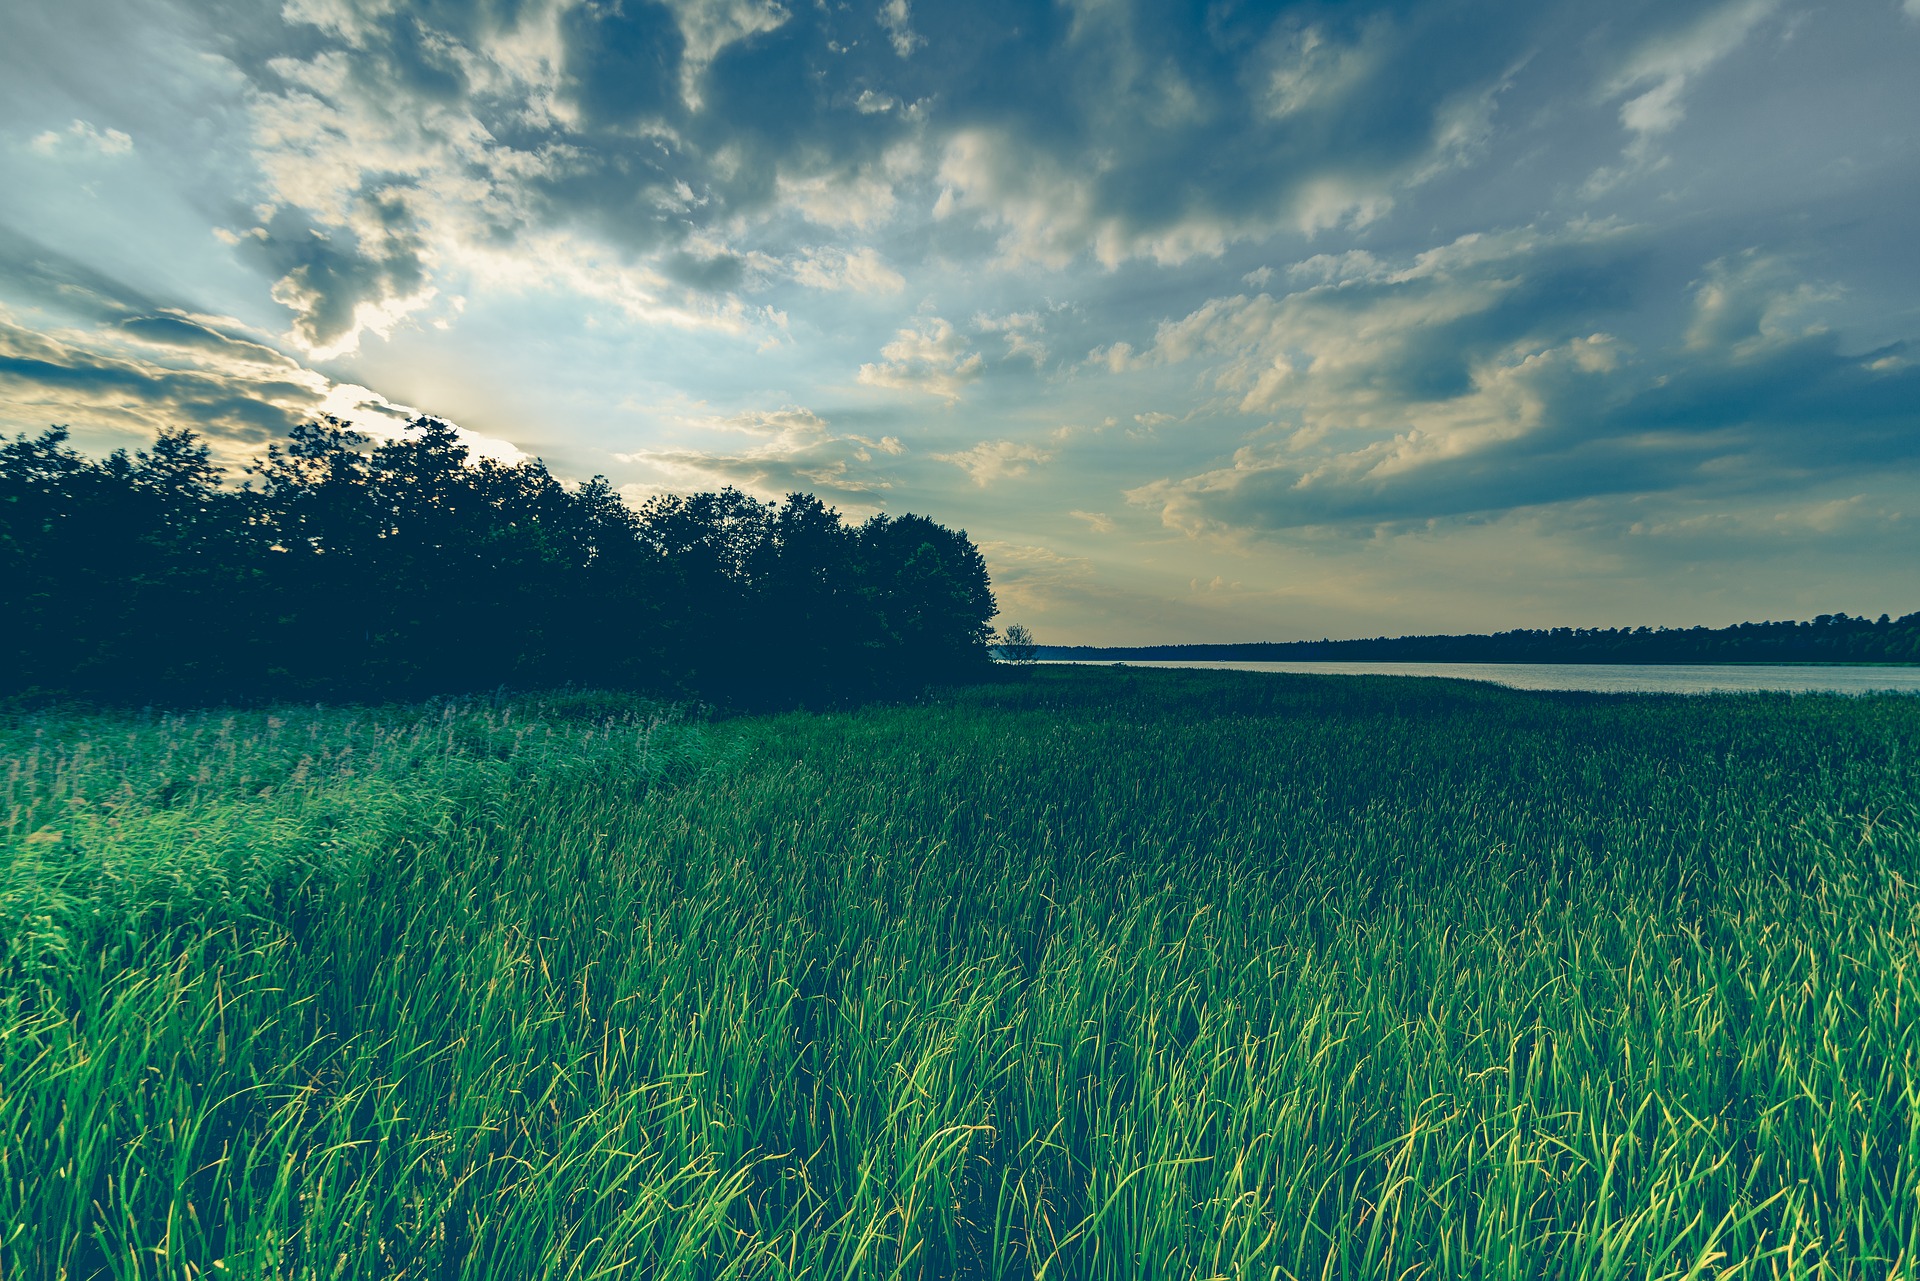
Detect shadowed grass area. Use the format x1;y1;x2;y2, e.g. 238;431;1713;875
4;667;1919;1278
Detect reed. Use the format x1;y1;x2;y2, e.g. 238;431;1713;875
4;668;1917;1278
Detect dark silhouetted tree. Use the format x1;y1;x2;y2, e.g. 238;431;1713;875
1;416;1003;705
999;623;1037;664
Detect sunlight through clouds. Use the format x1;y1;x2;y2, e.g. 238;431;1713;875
4;0;1918;641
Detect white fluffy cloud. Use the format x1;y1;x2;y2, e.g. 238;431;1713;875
791;245;905;293
973;311;1049;365
775;169;901;231
1606;0;1779;134
934;439;1053;485
857;317;984;402
1597;0;1780;173
1129;224;1628;424
661;0;792;107
239;3;789;357
29;119;134;157
876;0;924;57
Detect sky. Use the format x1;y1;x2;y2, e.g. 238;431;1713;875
3;0;1918;645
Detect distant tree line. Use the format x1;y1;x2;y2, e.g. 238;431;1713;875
0;420;1000;704
1041;615;1920;667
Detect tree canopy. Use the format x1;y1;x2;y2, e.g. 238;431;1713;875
0;419;999;704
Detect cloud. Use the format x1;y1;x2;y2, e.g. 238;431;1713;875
313;383;527;463
257;211;439;360
0;302;522;465
857;316;983;402
660;0;792;108
1599;0;1780;159
1684;249;1837;356
1069;509;1116;533
934;439;1053;485
0;311;323;449
876;0;924;58
973;311;1048;364
1261;21;1385;121
115;313;299;366
791;245;905;293
775;169;901;231
1121;227;1920;536
934;129;1223;269
229;0;1039;356
1121;221;1635;412
69;0;1563;363
0;240;311;449
29;119;134;157
976;540;1095;616
926;5;1520;268
238;48;506;354
1605;0;1779;132
0;232;522;464
617;403;901;505
238;2;795;355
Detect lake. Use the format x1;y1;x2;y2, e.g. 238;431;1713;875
1041;659;1920;695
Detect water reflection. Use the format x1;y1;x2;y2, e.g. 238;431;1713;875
1044;660;1920;695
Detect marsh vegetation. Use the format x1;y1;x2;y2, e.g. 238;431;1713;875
5;668;1919;1277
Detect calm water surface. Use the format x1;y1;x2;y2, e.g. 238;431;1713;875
1043;659;1920;695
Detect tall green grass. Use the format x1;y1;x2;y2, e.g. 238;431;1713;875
4;668;1918;1278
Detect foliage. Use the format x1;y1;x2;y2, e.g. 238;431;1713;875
0;421;998;703
5;667;1920;1277
997;622;1037;664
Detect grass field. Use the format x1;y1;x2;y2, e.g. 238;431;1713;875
4;668;1919;1279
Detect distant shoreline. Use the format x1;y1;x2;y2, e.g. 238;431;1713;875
1034;653;1920;668
1024;613;1920;667
1024;656;1920;695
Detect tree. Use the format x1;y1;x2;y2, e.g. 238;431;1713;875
0;417;1011;704
999;622;1037;664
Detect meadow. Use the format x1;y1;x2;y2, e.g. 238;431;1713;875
4;667;1918;1279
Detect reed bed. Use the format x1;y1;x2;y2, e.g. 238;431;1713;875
3;667;1918;1279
